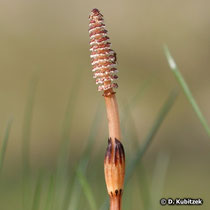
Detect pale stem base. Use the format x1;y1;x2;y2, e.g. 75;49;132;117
110;196;122;210
104;94;121;143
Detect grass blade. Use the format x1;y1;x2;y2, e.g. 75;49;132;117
0;118;13;175
151;152;170;210
56;67;83;181
22;77;38;210
45;174;55;210
32;172;43;210
164;45;210;137
120;78;154;150
122;76;154;113
125;89;178;183
137;163;151;210
22;77;38;174
66;105;102;210
76;168;97;210
54;68;83;209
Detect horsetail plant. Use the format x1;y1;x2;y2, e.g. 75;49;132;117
88;8;125;210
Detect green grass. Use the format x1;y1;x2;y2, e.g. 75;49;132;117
45;174;55;210
62;105;102;210
21;77;39;210
76;168;97;210
54;67;84;210
125;89;178;183
32;172;43;210
22;77;39;175
0;118;13;176
150;152;170;210
164;45;210;137
18;85;178;210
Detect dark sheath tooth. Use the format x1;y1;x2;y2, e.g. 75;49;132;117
115;138;125;164
105;138;112;163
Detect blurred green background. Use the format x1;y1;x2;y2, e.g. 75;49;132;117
0;0;210;209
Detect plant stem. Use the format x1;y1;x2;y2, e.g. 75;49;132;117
88;9;125;210
104;91;124;210
104;93;121;142
110;196;121;210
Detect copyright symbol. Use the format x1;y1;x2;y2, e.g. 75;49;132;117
160;198;167;206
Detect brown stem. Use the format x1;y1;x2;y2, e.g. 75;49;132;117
110;196;122;210
104;92;121;143
104;90;124;210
